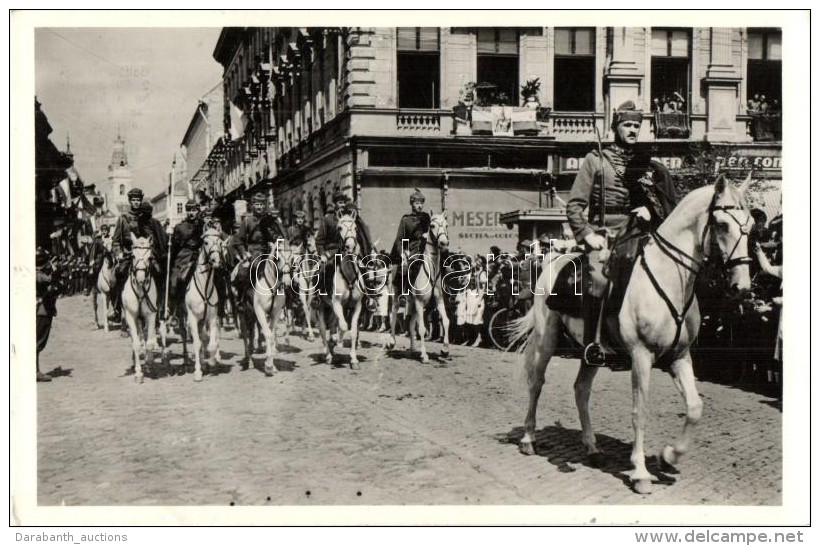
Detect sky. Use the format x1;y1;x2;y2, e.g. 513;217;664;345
35;27;224;199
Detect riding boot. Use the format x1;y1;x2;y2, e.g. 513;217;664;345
582;294;606;367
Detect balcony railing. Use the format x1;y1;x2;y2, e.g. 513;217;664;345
396;110;442;132
454;107;603;140
652;111;691;139
747;112;782;142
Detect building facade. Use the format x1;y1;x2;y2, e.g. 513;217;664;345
151;162;189;227
205;27;781;254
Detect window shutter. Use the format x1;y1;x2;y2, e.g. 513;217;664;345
477;28;496;53
767;33;781;60
397;27;439;51
748;33;764;60
574;28;595;55
651;29;668;56
497;28;518;54
554;29;571;55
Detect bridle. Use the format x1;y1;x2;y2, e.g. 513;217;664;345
192;232;223;307
639;190;753;351
336;213;359;254
427;216;449;251
129;241;157;313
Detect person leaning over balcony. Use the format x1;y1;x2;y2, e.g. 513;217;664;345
565;100;678;354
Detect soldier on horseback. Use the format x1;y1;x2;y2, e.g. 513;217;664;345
110;188;168;321
314;191;375;299
230;192;287;300
167;199;203;327
564;100;677;363
287;209;313;250
389;188;431;302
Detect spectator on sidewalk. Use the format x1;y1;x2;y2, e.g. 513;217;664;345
36;248;61;382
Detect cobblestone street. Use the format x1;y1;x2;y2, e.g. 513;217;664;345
36;295;782;508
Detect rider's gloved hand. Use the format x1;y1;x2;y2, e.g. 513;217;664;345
583;232;606;250
632;206;651;222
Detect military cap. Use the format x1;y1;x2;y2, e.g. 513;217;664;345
294;210;306;219
538;233;552;245
185;199;200;211
612;100;643;127
409;188;426;204
251;192;268;204
127;188;144;199
332;191;350;204
519;239;533;249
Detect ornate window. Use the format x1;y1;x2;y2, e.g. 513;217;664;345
476;28;520;106
554;28;595;112
396;28;441;109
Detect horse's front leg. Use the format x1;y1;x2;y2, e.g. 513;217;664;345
316;307;333;365
385;293;400;350
414;298;429;363
188;311;204;382
331;296;349;338
661;351;703;471
207;309;222;369
348;298;363;370
123;309;143;384
254;296;276;376
629;347;655;494
435;294;450;359
301;292;316;342
102;293;111;333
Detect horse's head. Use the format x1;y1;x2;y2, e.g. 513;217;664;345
428;211;450;252
129;233;153;283
336;210;359;254
304;232;318;255
707;174;754;296
201;227;223;269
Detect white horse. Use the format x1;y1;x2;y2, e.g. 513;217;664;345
315;210;366;369
121;234;161;384
247;241;289;376
289;233;319;342
183;227;224;382
386;212;451;363
93;237;115;332
508;176;753;494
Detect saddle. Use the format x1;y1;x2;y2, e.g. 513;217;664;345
546;229;650;370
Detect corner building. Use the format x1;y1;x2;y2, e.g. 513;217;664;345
205;27;781;255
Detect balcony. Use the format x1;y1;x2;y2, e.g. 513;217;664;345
652;111;691;139
747;112;782;142
454;106;603;141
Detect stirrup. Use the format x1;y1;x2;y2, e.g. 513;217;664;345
583;342;607;367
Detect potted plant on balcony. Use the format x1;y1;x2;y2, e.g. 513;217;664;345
521;78;541;109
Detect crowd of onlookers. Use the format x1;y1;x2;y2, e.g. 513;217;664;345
746;93;781;114
652;93;687;113
694;210;783;396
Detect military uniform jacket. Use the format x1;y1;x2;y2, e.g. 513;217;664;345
287;224;312;248
315;212;375;258
36;267;59;317
112;209;169;263
390;211;431;264
566;145;677;242
232;213;286;257
171;218;202;274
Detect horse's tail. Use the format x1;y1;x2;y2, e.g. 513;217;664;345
506;300;543;354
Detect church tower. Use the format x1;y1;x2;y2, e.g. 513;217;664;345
105;130;133;215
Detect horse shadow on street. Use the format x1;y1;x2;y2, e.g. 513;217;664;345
383;347;454;365
495;424;678;491
307;352;370;369
44;366;73;378
247;354;297;373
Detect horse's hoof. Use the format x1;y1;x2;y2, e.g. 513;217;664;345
632;479;652;495
194;370;203;382
307;335;315;343
420;354;430;364
325;354;333;365
587;452;606;468
350;360;360;370
658;446;680;474
135;375;144;385
520;442;536;456
440;348;449;358
264;364;275;377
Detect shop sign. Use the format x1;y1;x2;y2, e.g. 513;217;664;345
560;156;683;173
714;155;782;171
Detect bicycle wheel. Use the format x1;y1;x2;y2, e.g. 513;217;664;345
488;307;520;351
